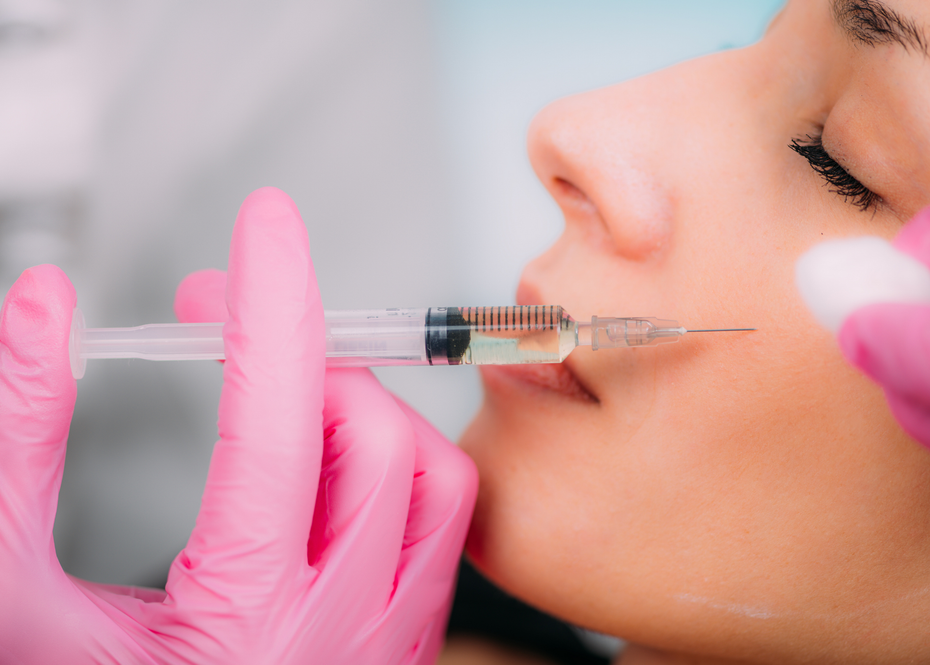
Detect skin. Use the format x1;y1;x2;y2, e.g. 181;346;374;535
456;1;930;663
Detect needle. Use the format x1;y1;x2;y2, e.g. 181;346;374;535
686;328;757;333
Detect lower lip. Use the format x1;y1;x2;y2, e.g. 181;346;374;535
480;362;597;403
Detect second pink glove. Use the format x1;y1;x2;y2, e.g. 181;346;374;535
838;208;930;450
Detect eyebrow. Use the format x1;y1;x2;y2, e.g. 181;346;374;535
833;0;929;57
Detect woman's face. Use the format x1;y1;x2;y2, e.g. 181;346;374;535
459;0;930;661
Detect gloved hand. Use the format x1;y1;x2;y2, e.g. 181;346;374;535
796;206;930;450
0;186;477;664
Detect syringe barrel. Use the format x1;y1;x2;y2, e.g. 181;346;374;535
324;308;431;366
74;308;435;368
69;306;574;379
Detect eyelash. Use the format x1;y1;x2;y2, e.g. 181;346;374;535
789;134;880;212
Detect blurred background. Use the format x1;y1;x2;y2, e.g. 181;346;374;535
0;0;781;655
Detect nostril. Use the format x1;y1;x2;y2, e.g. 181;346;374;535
552;177;598;214
551;170;674;261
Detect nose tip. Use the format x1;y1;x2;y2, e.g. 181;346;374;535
527;91;675;261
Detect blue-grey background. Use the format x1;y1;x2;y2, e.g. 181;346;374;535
0;0;781;588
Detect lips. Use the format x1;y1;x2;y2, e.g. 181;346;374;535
480;360;598;403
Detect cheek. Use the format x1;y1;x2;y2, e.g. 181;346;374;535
460;216;912;633
459;390;627;621
461;301;912;647
460;389;596;555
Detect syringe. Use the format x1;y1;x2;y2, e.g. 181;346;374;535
68;306;754;379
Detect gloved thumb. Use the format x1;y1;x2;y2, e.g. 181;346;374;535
839;303;930;448
794;208;930;450
0;265;77;555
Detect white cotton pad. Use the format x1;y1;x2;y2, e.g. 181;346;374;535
795;236;930;334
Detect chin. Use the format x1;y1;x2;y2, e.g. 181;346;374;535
455;371;599;610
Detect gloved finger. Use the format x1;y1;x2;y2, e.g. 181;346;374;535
893;206;930;266
376;398;477;655
306;368;416;618
394;397;477;550
0;265;77;550
838;302;930;448
174;268;229;323
175;187;325;589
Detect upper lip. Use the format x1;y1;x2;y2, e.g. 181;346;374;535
510;283;600;401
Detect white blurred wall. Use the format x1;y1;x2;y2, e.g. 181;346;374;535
0;0;781;586
46;0;469;587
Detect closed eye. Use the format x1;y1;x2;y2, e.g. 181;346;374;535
789;134;881;212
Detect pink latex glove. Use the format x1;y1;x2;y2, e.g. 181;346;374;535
0;187;477;664
837;207;930;450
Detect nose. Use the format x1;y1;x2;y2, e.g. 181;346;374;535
526;83;678;262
